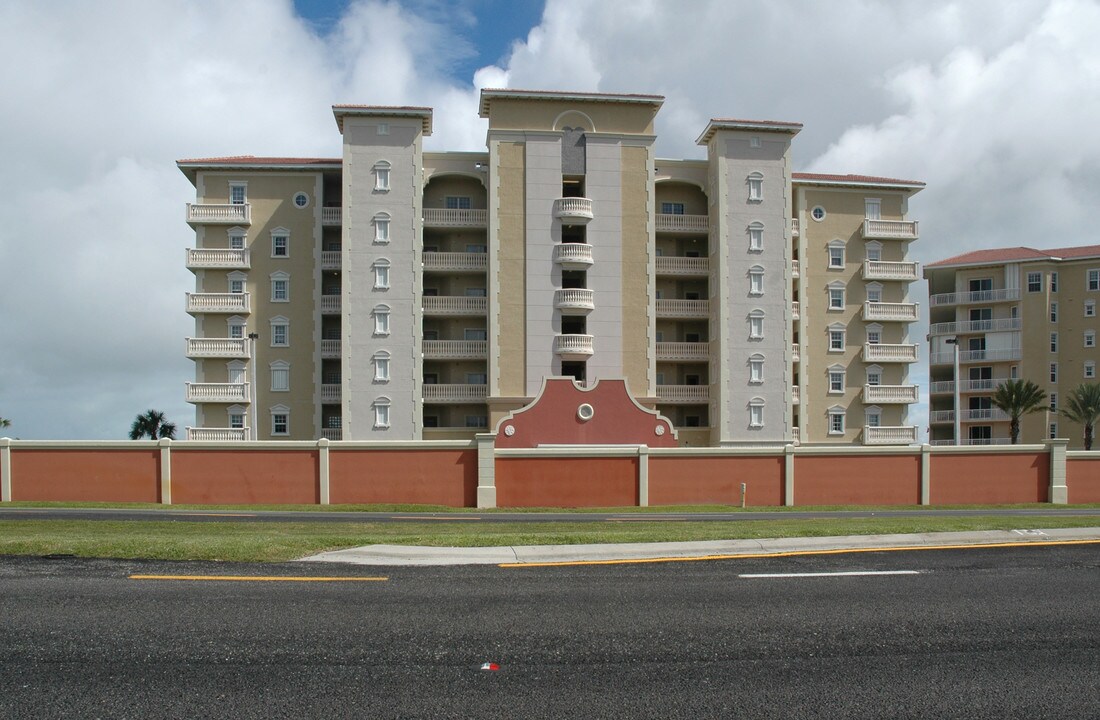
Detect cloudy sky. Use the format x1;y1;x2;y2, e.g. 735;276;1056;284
1;0;1098;440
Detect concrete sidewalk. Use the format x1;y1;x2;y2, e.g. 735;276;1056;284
299;526;1100;566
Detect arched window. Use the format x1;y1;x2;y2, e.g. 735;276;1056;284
372;259;390;289
747;172;763;202
748;309;765;339
748;397;765;428
372;350;391;382
373;304;391;335
373;160;391;191
749;265;765;296
748;221;763;252
373;396;391;428
749;353;765;384
373;212;391;243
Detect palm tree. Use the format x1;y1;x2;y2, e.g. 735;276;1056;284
0;417;10;430
129;409;177;440
990;379;1047;444
1061;383;1100;450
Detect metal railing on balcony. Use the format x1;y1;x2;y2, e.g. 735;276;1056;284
186;337;249;359
187;427;248;441
553;334;594;358
930;347;1022;365
321;384;341;404
930;377;1011;394
655;214;708;233
929;408;1012;423
862;260;919;281
186;292;250;314
553;243;594;268
322;207;342;226
422;340;487;359
655;256;709;276
553;198;593;222
862;219;918;239
656;299;710;318
422;383;489;403
321;339;341;358
655;342;710;361
863;384;919;403
862;343;918;363
321;428;343;441
187;203;251;225
320;295;341;314
655;385;710;403
863;302;919;322
186;248;250;270
930;437;1014;446
423;251;487;272
929;288;1020;307
422;296;487;316
321;250;341;270
928;318;1021;335
185;382;250;403
554;288;595;314
863;426;918;445
423;208;487;227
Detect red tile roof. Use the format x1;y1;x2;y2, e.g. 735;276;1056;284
926;244;1100;268
177;155;341;165
793;172;925;187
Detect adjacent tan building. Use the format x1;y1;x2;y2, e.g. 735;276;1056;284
925;245;1100;448
179;89;924;445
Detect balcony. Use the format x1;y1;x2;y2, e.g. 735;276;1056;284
862;260;919;282
930;377;1011;395
792;343;800;363
863;302;919;322
929;288;1020;307
863;384;919;404
791;218;799;238
553;198;593;223
422;296;487;316
792;385;800;405
862;343;918;363
655;385;710;404
422;383;489;403
186;248;250;270
186;382;249;403
186;292;250;315
655;214;708;233
321;251;341;270
553;243;594;270
322;207;342;226
863;426;918;445
186;203;250;226
553;334;594;360
656;299;710;319
321;428;343;441
928;318;1021;335
792;301;800;320
930;437;1014;447
792;259;799;279
929;408;1012;423
862;219;918;240
321;339;341;358
321;295;341;314
187;427;247;441
422;340;487;360
930;347;1022;365
655;256;709;276
423;251;487;273
423;208;487;228
656;342;709;362
555;288;595;315
321;384;341;404
186;337;249;359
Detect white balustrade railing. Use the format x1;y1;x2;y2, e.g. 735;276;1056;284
863;302;919;322
930;347;1022;365
791;218;800;237
792;301;800;320
929;288;1020;307
862;343;918;362
655;256;709;275
322;207;342;225
792;385;800;404
422;383;489;403
186;248;250;269
655;214;709;232
554;288;595;312
553;197;594;220
655;385;710;403
321;384;341;403
186;382;250;403
656;299;710;317
791;259;800;278
321;428;343;441
928;318;1021;335
792;343;800;363
320;295;341;314
863;384;919;403
321;339;341;358
186;292;250;314
187;203;251;224
186;337;249;358
422;340;488;359
655;342;710;361
553;243;594;267
423;208;487;227
422;296;487;315
321;250;341;270
423;251;488;272
930;378;1011;394
864;426;917;445
863;260;919;281
929;408;1012;423
187;427;248;441
930;437;1014;446
862;219;918;239
553;334;595;356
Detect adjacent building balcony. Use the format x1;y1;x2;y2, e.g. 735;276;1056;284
553;334;594;360
322;207;342;226
862;260;919;282
186;292;250;315
321;339;341;358
423;208;487;228
792;385;800;405
186;337;249;359
655;385;710;404
791;218;800;238
863;384;919;404
861;219;918;240
655;256;709;276
553;243;594;270
863;425;917;445
862;343;918;363
553;198;593;223
321;384;341;404
792;259;800;279
423;251;487;273
422;296;487;316
792;343;800;363
655;214;708;233
656;342;710;362
321;250;341;270
929;288;1020;307
792;301;800;320
321;428;343;441
656;299;710;318
554;288;595;315
187;427;248;441
930;347;1022;365
930;377;1011;395
186;203;251;226
930;437;1014;447
422;383;489;403
321;295;341;314
186;248;250;270
929;408;1012;424
928;318;1021;335
863;301;919;322
185;382;250;403
422;340;487;360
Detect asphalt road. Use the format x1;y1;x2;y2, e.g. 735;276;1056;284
3;505;1100;524
1;544;1097;718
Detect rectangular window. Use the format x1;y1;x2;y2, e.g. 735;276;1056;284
1087;300;1097;317
829;412;845;434
749;360;763;383
229;183;246;205
866;328;881;344
445;196;472;209
1086;362;1096;379
466;373;487;385
465;287;487;297
272;413;288;435
748;226;763;251
374;218;390;243
829;246;844;268
272;234;288;257
229;324;244;339
229;413;244;429
866;369;881;386
1089;269;1100;291
271;367;289;392
1050;393;1057;411
229;278;244;294
829;288;845;310
465;328;488;341
1050;333;1058;352
229;232;245;250
866;286;882;303
866;411;881;428
749;272;763;295
465;415;488;428
748;175;763;201
660;202;685;215
1050;272;1058;292
271;279;288;302
1085;331;1096;348
374;404;390;428
1050;423;1058;439
829;330;844;351
374;357;389;381
749;315;764;339
829;371;845;393
272;324;288;346
1050;363;1058;383
1050;302;1058;322
374;310;390;335
749;405;763;428
864;198;881;220
1027;272;1042;292
374;266;390;289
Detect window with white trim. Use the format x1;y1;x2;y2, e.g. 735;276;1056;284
1027;272;1042;292
227;360;246;385
1086;300;1096;317
227;271;246;295
749;398;765;428
828;324;845;352
374;161;391;191
1050;272;1058;292
1050;423;1058;439
1011;365;1019;379
373;304;390;335
811;206;826;221
749;265;764;296
227;316;245;339
446;196;472;210
373;259;390;289
828;407;846;434
748;222;763;252
271;405;289;436
229;182;247;205
293;192;309;209
373;351;390;382
747;172;763;202
228;404;246;430
377;123;389;135
465;415;488;428
660;202;685;215
1085;330;1096;348
828;282;845;310
865;405;882;428
373;397;391;428
1051;302;1059;322
1050;332;1058;352
1089;269;1100;291
270;272;289;302
828;241;845;269
748;309;765;339
865;241;882;262
270;316;289;347
1050;393;1058;411
373;212;391;243
270;360;290;392
864;198;881;220
228;227;246;250
828;365;846;393
465;327;487;341
1050;363;1058;382
1086;361;1096;379
866;365;882;386
271;228;289;257
866;323;882;344
749;354;764;384
866;282;883;304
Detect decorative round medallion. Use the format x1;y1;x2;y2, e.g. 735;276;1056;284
503;424;515;437
577;403;595;422
655;425;666;436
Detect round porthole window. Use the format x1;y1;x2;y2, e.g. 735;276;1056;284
503;424;515;437
655;425;666;436
577;403;595;422
293;192;310;209
811;206;826;222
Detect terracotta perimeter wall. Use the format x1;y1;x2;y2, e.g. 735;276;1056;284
172;449;320;505
10;449;160;503
649;456;784;506
929;452;1048;504
1067;458;1100;503
795;454;921;506
496;456;638;507
329;449;477;507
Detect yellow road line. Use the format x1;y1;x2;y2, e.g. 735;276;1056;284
390;516;481;521
498;538;1100;568
130;575;388;582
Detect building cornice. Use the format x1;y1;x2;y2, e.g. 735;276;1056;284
479;88;664;117
332;105;433;135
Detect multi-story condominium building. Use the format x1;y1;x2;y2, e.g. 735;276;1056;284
926;244;1100;447
179;89;923;446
